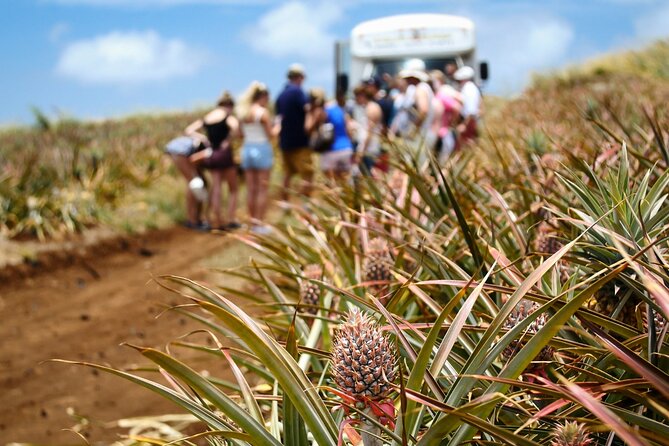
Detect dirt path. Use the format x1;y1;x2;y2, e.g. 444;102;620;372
0;226;253;445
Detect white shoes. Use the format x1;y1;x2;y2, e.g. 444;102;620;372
188;177;208;202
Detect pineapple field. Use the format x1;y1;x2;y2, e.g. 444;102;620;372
2;40;669;445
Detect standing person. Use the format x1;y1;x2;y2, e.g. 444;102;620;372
186;91;241;232
164;135;208;230
275;63;313;200
397;59;434;166
453;66;481;145
352;85;383;175
237;81;274;234
430;70;463;162
444;62;459;88
305;88;354;180
364;76;394;136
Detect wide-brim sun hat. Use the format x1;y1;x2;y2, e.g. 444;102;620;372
399;58;428;82
399;69;429;82
453;66;475;81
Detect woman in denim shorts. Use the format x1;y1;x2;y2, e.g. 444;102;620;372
238;82;274;234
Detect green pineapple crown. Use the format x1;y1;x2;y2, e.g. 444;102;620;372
550;421;594;446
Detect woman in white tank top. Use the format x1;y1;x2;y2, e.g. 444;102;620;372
238;81;274;234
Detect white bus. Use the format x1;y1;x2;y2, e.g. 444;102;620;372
335;13;488;92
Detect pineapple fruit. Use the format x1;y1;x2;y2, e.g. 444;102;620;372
501;299;554;375
534;221;563;256
585;281;638;327
332;309;396;400
641;304;667;338
363;238;393;298
299;264;322;314
550;421;594;446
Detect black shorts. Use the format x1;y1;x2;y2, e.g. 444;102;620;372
202;147;235;170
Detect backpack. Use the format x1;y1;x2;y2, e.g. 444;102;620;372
311;122;335;153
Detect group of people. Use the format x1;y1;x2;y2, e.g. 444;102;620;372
165;60;482;233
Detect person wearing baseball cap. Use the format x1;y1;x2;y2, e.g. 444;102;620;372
453;66;481;145
363;76;393;134
275;63;313;199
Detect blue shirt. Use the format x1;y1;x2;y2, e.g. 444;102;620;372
326;104;352;152
276;83;308;151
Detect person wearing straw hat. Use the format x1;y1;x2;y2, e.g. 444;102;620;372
275;63;313;200
396;58;435;166
453;65;481;145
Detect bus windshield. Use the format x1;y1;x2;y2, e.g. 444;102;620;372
372;58;457;78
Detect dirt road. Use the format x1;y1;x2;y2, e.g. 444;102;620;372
0;227;251;445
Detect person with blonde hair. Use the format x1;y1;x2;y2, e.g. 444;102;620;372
237;81;274;234
186;91;241;232
305;87;354;179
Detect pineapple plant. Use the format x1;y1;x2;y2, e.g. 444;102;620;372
331;309;397;444
585;281;638;327
550;421;594;446
363;238;394;299
299;264;323;314
501;299;554;377
534;220;563;256
641;304;667;339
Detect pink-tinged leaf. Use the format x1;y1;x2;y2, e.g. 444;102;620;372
637;267;669;322
582;319;669;400
488;246;526;286
339;419;362;446
560;378;652;446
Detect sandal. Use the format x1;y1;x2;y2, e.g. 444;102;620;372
181;221;210;232
225;221;242;231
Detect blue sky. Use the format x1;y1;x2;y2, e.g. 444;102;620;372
1;0;668;125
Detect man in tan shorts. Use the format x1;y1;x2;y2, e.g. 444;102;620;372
275;63;314;199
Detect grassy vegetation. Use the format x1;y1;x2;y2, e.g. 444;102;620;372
52;40;669;445
533;39;669;86
0;110;202;239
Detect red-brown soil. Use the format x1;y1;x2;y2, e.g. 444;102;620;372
0;227;247;445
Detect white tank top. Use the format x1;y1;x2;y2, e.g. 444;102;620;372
355;103;382;156
243;107;269;144
417;82;435;132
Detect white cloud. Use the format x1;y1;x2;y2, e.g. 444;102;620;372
634;2;669;42
472;13;574;93
55;30;208;85
241;1;343;86
243;1;342;61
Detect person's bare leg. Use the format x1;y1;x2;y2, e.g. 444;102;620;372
300;149;314;197
245;169;258;220
171;154;198;180
209;170;223;229
282;172;292;201
186;189;199;224
301;171;313;197
257;169;271;222
224;167;239;225
172;154;200;224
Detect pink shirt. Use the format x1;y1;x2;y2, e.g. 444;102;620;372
436;92;461;138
